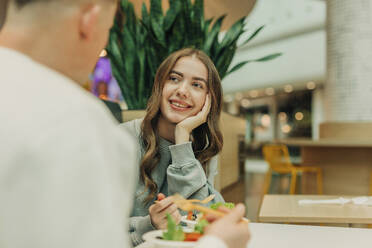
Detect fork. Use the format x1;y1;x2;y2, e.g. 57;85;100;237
172;194;249;223
187;194;215;205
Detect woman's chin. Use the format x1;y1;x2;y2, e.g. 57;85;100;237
166;114;189;124
161;109;197;124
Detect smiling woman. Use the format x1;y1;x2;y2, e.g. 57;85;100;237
120;48;224;246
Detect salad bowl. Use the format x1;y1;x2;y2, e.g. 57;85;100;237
143;230;197;248
180;215;197;229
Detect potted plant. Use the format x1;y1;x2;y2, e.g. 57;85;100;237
106;0;281;112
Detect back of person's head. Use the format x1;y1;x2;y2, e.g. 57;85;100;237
1;0;118;84
0;0;9;30
12;0;39;8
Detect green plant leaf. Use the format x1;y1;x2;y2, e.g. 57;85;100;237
181;0;192;38
151;20;166;46
226;61;250;76
242;25;265;45
216;46;235;78
203;15;226;55
253;53;282;62
125;2;137;34
164;0;181;31
141;3;150;27
194;0;204;20
108;0;281;109
150;0;163;24
217;16;245;57
188;0;203;48
225;53;283;77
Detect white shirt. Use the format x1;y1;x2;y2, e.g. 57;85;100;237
0;47;228;248
0;47;137;248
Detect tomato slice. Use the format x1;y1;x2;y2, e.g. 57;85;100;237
157;193;165;201
187;211;193;220
184;232;203;242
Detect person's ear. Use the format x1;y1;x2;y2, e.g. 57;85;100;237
0;0;9;30
79;4;101;41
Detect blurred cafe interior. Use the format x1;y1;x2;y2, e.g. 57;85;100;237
3;0;372;247
89;0;372;229
87;0;372;225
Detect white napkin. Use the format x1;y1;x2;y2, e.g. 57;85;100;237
298;197;372;206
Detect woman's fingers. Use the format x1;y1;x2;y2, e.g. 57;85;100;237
205;94;211;114
200;94;211;118
157;193;166;201
170;210;182;224
152;197;174;213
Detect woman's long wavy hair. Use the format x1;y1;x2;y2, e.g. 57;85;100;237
140;48;223;204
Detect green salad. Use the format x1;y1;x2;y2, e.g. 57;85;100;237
162;202;235;241
210;202;235;210
162;214;209;241
162;214;185;241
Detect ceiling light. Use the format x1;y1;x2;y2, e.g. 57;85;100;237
295;112;304;121
284;85;293;93
224;95;234;103
241;99;250;108
235;92;243;101
306;81;316;90
265;88;275;96
249;90;259;98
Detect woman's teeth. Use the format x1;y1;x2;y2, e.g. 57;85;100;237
171;102;188;108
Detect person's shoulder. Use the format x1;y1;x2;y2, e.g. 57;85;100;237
119;118;143;137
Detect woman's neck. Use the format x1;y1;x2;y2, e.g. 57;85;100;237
157;115;176;143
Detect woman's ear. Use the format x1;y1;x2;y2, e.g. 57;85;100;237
78;4;101;41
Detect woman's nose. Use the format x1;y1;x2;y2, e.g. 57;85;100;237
176;81;190;98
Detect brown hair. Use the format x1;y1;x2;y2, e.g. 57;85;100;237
140;48;223;203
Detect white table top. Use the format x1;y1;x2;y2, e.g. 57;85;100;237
136;222;372;248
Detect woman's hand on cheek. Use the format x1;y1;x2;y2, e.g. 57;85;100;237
175;94;211;144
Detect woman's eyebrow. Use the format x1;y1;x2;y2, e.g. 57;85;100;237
171;70;207;84
192;76;207;84
170;70;183;77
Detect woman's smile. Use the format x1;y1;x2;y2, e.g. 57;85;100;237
169;99;192;111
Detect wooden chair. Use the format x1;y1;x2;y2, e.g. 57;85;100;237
369;172;372;228
262;144;323;194
370;172;372;197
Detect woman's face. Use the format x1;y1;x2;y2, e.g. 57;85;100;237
160;56;209;124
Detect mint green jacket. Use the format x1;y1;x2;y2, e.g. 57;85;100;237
119;119;224;246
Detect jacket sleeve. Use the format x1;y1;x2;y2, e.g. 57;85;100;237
129;215;155;247
167;142;224;205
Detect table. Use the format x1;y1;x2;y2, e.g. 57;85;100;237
136;222;372;248
259;194;372;224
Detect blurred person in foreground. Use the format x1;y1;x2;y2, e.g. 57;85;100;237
0;0;250;248
0;0;137;247
0;0;9;30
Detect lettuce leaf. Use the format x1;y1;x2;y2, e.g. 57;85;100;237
210;202;235;210
162;214;185;241
194;219;209;234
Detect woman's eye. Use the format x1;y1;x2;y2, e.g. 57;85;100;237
192;82;203;89
169;76;180;83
